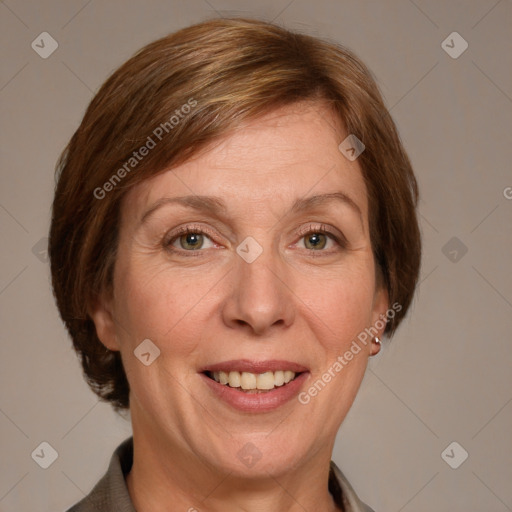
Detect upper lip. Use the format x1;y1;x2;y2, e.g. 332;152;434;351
201;359;309;374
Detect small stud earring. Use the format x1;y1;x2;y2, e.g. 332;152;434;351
374;337;381;345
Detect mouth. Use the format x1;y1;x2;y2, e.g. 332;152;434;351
204;369;301;393
199;359;309;411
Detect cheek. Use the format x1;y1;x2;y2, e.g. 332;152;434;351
112;261;217;407
113;257;221;348
294;257;376;350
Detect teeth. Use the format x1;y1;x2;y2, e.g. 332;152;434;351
284;370;295;383
256;371;275;390
241;372;257;389
211;370;297;390
274;370;285;387
228;371;241;388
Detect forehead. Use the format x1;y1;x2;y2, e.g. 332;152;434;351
122;102;368;225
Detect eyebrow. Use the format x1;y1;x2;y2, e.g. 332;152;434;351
139;192;363;227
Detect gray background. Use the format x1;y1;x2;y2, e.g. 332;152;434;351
1;1;511;511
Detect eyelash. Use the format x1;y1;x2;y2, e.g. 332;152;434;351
163;223;346;257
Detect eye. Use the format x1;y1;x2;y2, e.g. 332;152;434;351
301;232;331;250
165;226;217;253
163;223;345;256
295;224;345;252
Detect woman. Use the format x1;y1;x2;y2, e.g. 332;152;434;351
50;17;421;512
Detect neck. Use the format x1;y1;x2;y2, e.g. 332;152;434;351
125;419;342;512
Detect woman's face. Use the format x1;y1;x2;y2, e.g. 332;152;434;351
92;102;388;477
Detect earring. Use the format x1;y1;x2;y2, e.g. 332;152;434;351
374;336;381;345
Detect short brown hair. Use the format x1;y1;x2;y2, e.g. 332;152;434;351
49;17;421;411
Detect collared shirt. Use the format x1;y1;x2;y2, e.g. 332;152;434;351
66;437;375;512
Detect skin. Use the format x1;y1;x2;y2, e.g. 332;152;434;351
90;101;388;512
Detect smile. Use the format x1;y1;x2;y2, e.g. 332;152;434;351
200;359;309;412
206;370;298;392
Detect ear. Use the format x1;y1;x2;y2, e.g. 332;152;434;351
370;284;389;355
88;290;120;351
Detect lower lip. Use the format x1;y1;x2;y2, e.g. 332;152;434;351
200;372;309;413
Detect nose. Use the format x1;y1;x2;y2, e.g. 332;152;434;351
221;247;296;336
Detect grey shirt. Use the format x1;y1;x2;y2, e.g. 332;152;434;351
66;437;375;512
